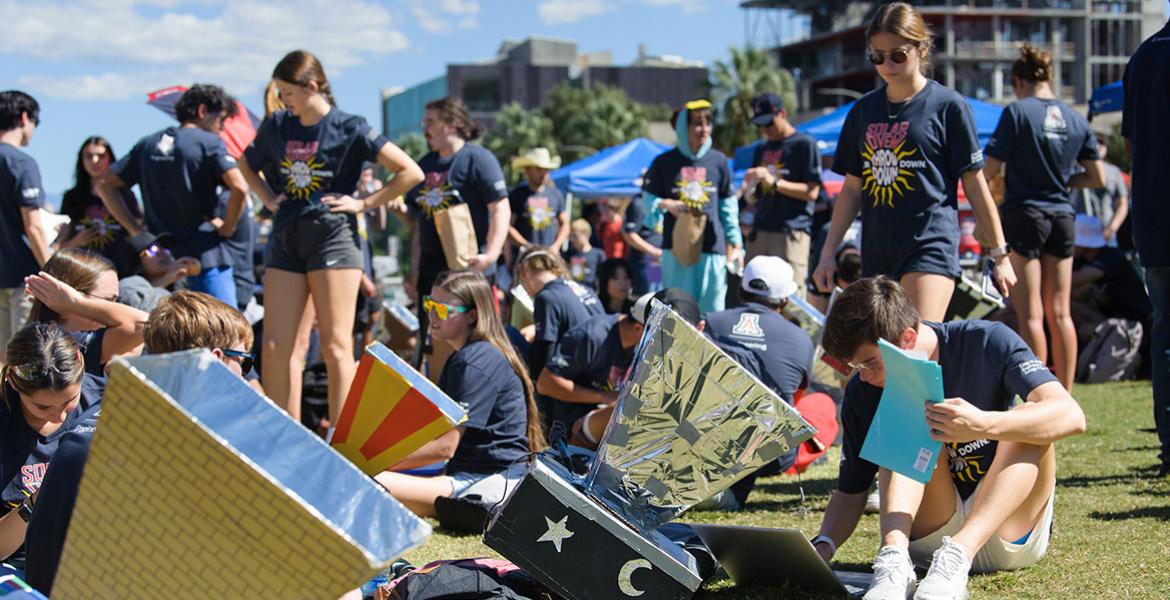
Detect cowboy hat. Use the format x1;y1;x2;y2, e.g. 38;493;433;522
512;147;562;170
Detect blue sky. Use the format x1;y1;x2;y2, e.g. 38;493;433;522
1;0;804;198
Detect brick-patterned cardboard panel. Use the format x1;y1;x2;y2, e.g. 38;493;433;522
54;351;430;599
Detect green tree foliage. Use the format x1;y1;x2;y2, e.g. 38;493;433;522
393;132;428;162
540;83;651;162
707;46;798;153
1102;123;1130;174
483;102;558;184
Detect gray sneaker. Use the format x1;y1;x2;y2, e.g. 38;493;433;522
914;536;971;600
863;545;917;600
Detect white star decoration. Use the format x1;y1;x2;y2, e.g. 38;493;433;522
536;515;574;553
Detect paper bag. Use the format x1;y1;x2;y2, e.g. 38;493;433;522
435;202;478;269
671;210;706;267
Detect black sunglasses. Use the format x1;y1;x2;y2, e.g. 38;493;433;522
221;348;255;375
868;45;917;66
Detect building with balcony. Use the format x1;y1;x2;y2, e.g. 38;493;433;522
741;0;1166;111
381;37;709;141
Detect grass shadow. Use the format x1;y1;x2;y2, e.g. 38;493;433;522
1059;464;1159;488
1089;506;1170;522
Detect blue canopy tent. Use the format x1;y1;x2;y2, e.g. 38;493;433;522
550;138;671;198
1090;81;1123;117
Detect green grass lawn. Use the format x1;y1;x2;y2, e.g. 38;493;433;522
400;381;1170;599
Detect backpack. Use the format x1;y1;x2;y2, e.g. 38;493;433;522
1076;318;1143;383
380;558;557;600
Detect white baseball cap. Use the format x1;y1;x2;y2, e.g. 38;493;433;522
1074;214;1106;249
741;256;798;302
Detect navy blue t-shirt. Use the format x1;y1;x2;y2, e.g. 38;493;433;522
70;329;108;378
244;108;388;230
643;148;734;254
407;145;508;294
533;278;604;346
0;373;103;508
623;193;663;275
986;97;1098;212
24;428;91;596
837;321;1058;500
113;127;236;264
544;314;632;443
510;181;566;248
439;341;529;474
704;303;814;402
562;246;605;289
1122;22;1170;268
834;81;984;279
60;188;140;276
0;143;45;288
751;133;822;234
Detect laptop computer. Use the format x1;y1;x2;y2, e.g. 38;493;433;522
689;523;871;597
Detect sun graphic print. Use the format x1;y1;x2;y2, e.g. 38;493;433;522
860;121;923;209
416;171;458;218
674;166;716;210
760;148;786;180
280;140;333;201
527;195;554;230
78;206;121;250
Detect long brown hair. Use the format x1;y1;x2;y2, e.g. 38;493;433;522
425;97;485;141
273;49;336;106
2;323;84;406
867;2;935;76
28;248;115;324
1012;45;1053;83
434;270;547;453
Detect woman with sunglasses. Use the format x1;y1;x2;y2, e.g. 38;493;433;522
24;248;146;377
0;323;102;571
375;270;545;517
239;50;424;424
983;47;1104;389
812;2;1015;322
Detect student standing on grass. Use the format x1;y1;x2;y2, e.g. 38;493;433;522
812;2;1015;322
742;92;822;298
1122;16;1170;478
983;46;1104;391
563;218;605;289
811;277;1085;600
58;137;141;274
239;50;423;424
0;90;52;365
508;148;568;253
97;84;248;308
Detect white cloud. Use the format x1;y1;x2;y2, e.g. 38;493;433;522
2;0;410;100
410;0;479;34
537;0;612;25
643;0;707;13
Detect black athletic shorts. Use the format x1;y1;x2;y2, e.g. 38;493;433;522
266;211;364;273
1000;203;1075;260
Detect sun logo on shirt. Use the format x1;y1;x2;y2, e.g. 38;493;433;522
528;196;553;230
860;121;923;208
416;171;457;217
760;149;786;181
674;166;715;210
281;154;329;200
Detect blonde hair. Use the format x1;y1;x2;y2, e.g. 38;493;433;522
144;291;253;354
515;247;570;281
434;270;547;454
570;218;592;237
867;2;935;76
1012;45;1053;83
263;80;286;121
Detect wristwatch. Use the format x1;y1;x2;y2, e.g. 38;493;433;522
987;245;1010;260
16;495;34;523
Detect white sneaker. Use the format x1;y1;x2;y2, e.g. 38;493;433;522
865;488;881;513
914;536;972;600
863;545;917;600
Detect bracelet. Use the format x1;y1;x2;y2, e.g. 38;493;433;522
987;245;1010;260
811;534;837;559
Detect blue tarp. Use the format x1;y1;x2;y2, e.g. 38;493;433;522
550;138;671;197
789;95;1006;157
1090;81;1123;116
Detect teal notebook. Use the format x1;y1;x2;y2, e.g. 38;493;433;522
860;339;945;484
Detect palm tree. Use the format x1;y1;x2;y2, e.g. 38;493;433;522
707;46;798;153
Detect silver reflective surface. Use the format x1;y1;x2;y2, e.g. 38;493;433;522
584;303;817;533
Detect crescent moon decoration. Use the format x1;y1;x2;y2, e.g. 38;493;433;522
618;558;652;597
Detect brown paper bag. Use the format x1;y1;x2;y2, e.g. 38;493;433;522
672;210;707;267
434;202;478;269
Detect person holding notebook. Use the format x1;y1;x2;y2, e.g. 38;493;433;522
811;277;1085;600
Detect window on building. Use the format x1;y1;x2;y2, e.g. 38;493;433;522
462;77;501;113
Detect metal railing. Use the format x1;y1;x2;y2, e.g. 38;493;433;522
945;40;1077;59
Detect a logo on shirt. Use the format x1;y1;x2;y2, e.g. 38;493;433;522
416;171;457;217
76;205;122;249
731;313;765;338
565;280;599;306
528;195;554;230
569;256;587;281
861;121;925;208
945;439;990;483
156;133;175;156
281;140;332;201
760;149;788;181
606;364;629;392
1018;359;1048;376
19;461;48;494
1042;105;1069;141
21;186;40;199
674;166;715;210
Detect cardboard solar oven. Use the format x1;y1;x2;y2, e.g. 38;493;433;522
485;303;816;600
54;350;431;600
332;342;467;475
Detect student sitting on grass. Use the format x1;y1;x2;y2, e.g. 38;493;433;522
811;276;1085;600
375;270;545;517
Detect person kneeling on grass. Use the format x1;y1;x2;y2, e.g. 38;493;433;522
375;270;546;517
810;276;1085;600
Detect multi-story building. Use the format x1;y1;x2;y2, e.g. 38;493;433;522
741;0;1166;111
382;37;709;141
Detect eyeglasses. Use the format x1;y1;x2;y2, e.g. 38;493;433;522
423;295;470;321
221;348;255;375
868;44;917;66
847;357;882;372
86;292;120;304
82;151;107;161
